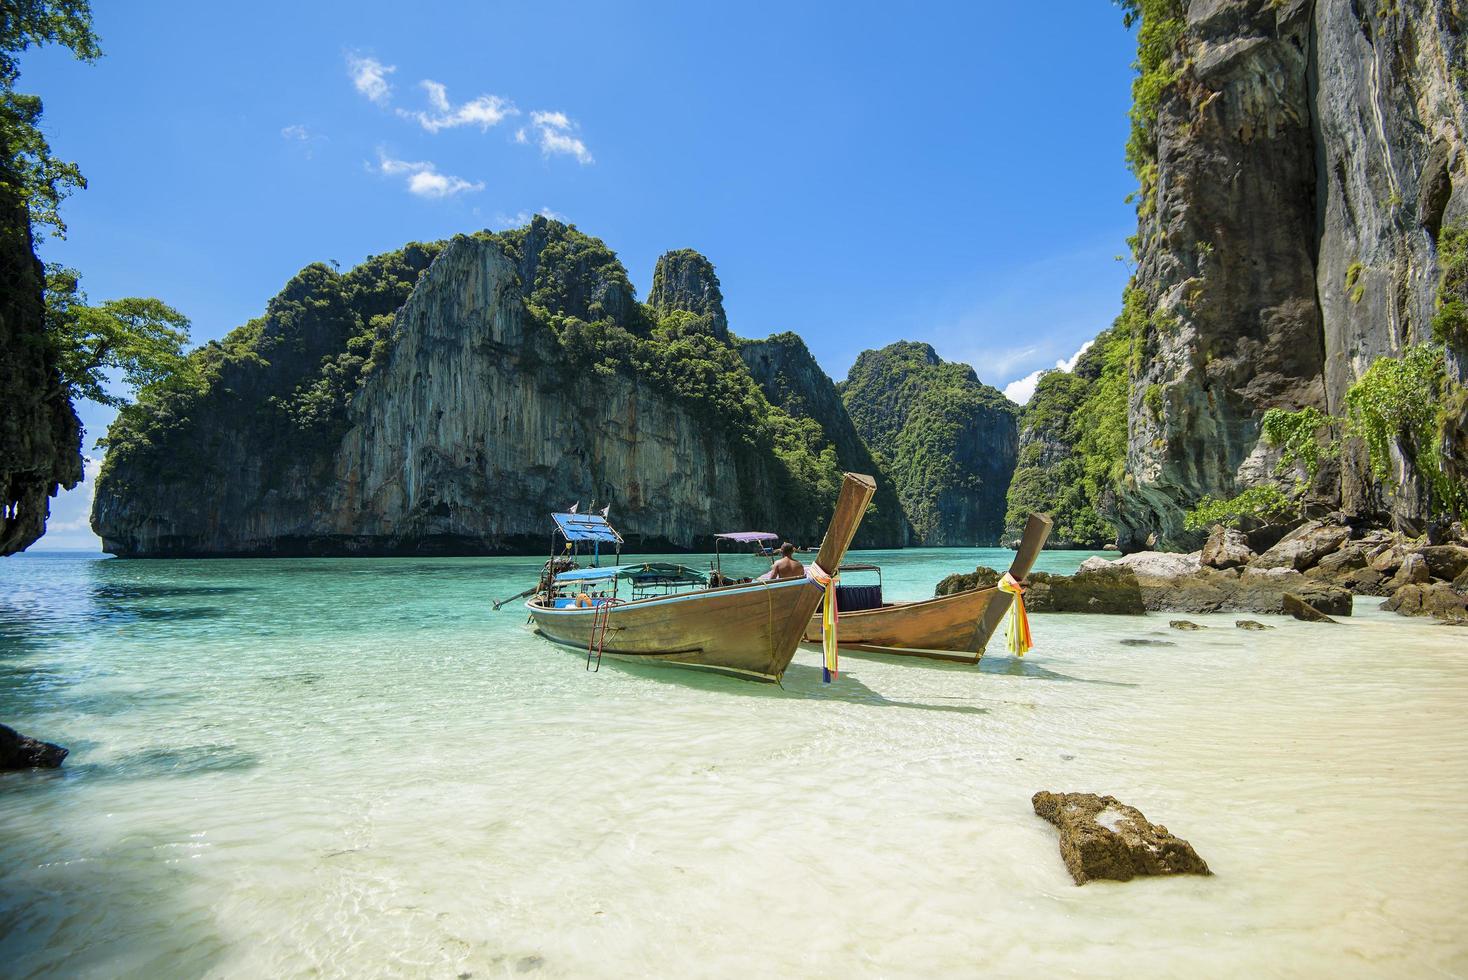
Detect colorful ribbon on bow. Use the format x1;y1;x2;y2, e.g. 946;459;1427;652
807;562;839;682
997;571;1032;657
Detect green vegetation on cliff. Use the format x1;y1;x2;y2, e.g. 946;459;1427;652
1433;223;1467;352
842;341;1016;545
1004;370;1114;547
1002;311;1132;547
98;243;442;495
98;220;866;546
1;0;99;239
1116;0;1186;218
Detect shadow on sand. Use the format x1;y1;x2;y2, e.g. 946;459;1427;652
831;647;1140;688
581;652;990;714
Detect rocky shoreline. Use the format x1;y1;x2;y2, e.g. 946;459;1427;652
938;520;1468;625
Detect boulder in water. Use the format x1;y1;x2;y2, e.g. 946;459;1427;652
1383;583;1468;624
0;724;68;770
1169;619;1204;630
1031;791;1211;885
1282;592;1337;623
1235;619;1272;630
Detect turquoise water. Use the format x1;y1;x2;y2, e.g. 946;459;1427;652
2;548;1467;977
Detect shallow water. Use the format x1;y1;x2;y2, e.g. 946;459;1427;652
2;548;1466;978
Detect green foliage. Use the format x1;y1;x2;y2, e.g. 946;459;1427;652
1183;484;1295;532
99;242;441;488
1143;382;1163;418
494;219;637;327
0;1;100;239
1259;405;1339;479
841;342;1015;542
43;264;192;408
1114;0;1187;217
1432;224;1467;350
1345;261;1366;304
1344;344;1465;516
1003;369;1115;547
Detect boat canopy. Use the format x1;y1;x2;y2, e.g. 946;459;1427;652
715;531;779;543
553;562;707;586
552;512;624;544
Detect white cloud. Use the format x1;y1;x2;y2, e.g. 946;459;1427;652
38;457;102;549
347;53;395;105
399;80;518;133
374;151;484;199
281;124;309;141
528;110;593;164
1001;339;1096;405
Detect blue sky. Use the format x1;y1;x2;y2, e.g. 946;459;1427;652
27;1;1139;548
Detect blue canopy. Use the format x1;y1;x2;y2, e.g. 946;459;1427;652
553;562;706;586
552;512;624;544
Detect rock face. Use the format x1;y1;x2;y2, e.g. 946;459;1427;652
1251;520;1352;572
1282;592;1337;624
0;180;83;555
0;724;68;770
1032;791;1211;886
93;224;860;555
1110;1;1468;550
646;248;728;341
1080;552;1353;615
1384;582;1468;623
842;342;1017;545
1201;525;1254;569
1003;364;1114;548
1021;566;1147;615
738;332;910;547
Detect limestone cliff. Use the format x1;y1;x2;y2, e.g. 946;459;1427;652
0;180;82;555
647;249;728;341
739;332;911;547
1110;0;1467;550
93;223;868;555
1003;348;1115;549
841;341;1017;546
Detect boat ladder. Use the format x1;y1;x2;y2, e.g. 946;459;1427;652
587;602;611;671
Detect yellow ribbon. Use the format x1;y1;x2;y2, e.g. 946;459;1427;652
998;572;1032;657
808;562;838;682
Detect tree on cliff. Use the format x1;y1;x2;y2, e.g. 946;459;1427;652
0;0;99;240
4;4;191;413
43;264;192;409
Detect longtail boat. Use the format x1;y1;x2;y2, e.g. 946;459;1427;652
523;473;876;681
800;513;1054;662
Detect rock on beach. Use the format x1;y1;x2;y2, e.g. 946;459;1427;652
1032;791;1211;885
0;724;68;770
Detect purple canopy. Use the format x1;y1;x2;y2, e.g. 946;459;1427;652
715;531;779;543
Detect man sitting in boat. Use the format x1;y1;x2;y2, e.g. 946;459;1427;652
759;543;805;581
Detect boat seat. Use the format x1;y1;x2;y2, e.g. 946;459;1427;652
835;583;883;612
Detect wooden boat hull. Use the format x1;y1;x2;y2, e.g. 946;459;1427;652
802;585;1000;661
802;512;1055;663
529;577;823;681
525;472;877;681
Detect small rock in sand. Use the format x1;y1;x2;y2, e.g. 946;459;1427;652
1032;791;1211;885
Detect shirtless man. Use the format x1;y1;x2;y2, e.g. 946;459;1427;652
766;542;805;580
